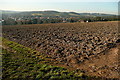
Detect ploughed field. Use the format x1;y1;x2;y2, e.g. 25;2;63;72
3;21;119;78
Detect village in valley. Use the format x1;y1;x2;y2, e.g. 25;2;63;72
1;10;118;25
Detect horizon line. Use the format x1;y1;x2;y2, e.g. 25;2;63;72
1;9;118;15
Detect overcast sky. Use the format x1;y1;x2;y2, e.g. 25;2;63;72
0;0;119;14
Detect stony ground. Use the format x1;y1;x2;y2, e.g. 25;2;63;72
2;21;120;79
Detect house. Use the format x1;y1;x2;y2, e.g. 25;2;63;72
78;20;85;23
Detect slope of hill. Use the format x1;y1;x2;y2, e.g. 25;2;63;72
2;21;119;79
1;10;117;17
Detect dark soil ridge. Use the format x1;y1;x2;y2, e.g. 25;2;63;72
77;43;120;79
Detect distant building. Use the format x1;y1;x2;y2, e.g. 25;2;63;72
0;20;4;23
63;20;66;23
78;20;85;23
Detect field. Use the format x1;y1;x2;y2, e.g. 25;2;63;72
2;21;120;79
2;38;92;80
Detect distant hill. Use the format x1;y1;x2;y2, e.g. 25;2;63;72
1;10;117;18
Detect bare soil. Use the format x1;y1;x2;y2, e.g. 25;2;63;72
2;21;120;79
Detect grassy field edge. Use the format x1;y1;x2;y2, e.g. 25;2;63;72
2;37;94;80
